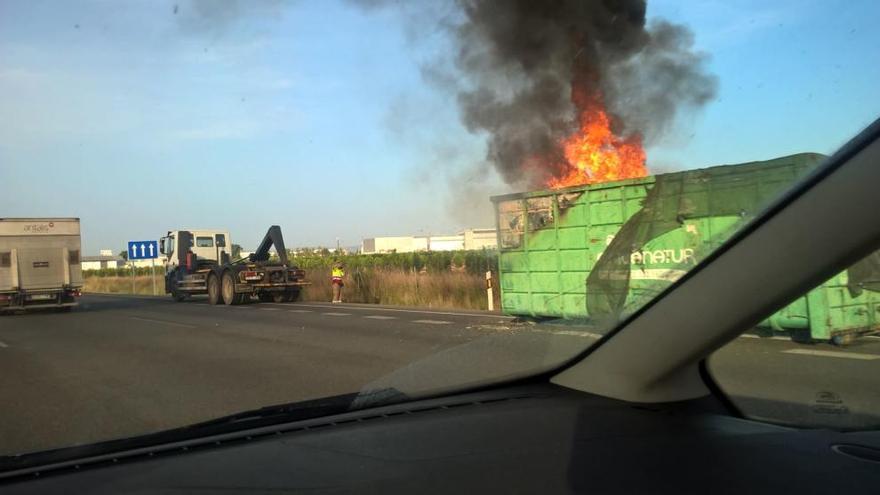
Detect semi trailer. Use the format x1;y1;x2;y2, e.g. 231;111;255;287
160;226;308;305
0;218;83;313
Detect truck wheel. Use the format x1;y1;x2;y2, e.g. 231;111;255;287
207;274;221;305
258;293;273;303
274;290;300;303
222;272;238;305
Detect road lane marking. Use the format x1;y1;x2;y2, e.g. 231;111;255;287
510;327;603;339
738;334;790;341
0;341;8;348
364;315;397;320
266;303;512;319
413;319;452;325
549;330;602;339
782;349;880;360
260;308;280;311
127;316;197;328
287;310;313;313
322;312;351;317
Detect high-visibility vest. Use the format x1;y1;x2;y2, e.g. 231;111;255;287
331;267;344;278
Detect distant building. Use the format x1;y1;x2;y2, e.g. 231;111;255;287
81;255;124;271
461;228;498;250
126;258;162;269
362;236;418;254
361;228;497;254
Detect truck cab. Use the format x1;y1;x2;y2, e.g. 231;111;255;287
160;230;232;273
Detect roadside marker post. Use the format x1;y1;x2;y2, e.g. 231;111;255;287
127;240;159;296
486;271;494;312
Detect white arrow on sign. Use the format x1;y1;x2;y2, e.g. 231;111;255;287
148;243;155;257
130;245;137;258
140;244;146;257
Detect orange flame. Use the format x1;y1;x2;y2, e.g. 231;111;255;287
547;94;647;189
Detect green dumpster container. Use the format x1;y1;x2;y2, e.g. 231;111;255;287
491;153;880;343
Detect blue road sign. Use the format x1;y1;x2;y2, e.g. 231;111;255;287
128;240;159;260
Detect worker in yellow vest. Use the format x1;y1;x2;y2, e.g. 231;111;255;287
331;263;345;303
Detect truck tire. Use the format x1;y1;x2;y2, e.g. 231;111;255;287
273;290;300;303
207;274;221;305
258;293;274;303
167;270;184;302
222;271;240;305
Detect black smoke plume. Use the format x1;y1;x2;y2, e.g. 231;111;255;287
453;0;717;187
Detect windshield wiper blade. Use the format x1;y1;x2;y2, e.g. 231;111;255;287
0;388;407;475
190;392;360;428
190;387;408;429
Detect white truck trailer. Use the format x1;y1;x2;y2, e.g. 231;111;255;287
0;218;83;313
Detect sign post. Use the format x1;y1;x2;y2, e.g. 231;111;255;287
127;240;159;295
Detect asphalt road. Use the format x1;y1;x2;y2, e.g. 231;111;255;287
1;294;879;456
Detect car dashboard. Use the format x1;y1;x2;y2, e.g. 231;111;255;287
3;383;879;494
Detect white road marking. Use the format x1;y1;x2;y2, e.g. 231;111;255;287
524;328;603;339
322;312;351;317
551;330;602;339
413;319;452;325
259;308;280;311
0;341;8;348
782;349;880;360
364;315;397;320
127;316;196;328
266;303;512;319
287;310;313;313
738;334;791;341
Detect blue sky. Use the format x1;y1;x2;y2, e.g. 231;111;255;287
1;0;878;253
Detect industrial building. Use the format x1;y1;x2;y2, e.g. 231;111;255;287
81;250;124;271
361;228;497;254
82;249;162;270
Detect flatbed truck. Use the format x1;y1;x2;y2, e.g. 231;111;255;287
160;226;308;305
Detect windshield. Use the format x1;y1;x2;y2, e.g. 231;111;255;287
1;0;878;458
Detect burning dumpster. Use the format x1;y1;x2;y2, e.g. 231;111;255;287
491;153;880;344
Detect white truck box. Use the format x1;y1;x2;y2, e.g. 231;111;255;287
0;218;83;312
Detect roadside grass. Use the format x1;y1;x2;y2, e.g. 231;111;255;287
83;268;500;310
83;276;162;296
302;267;497;310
